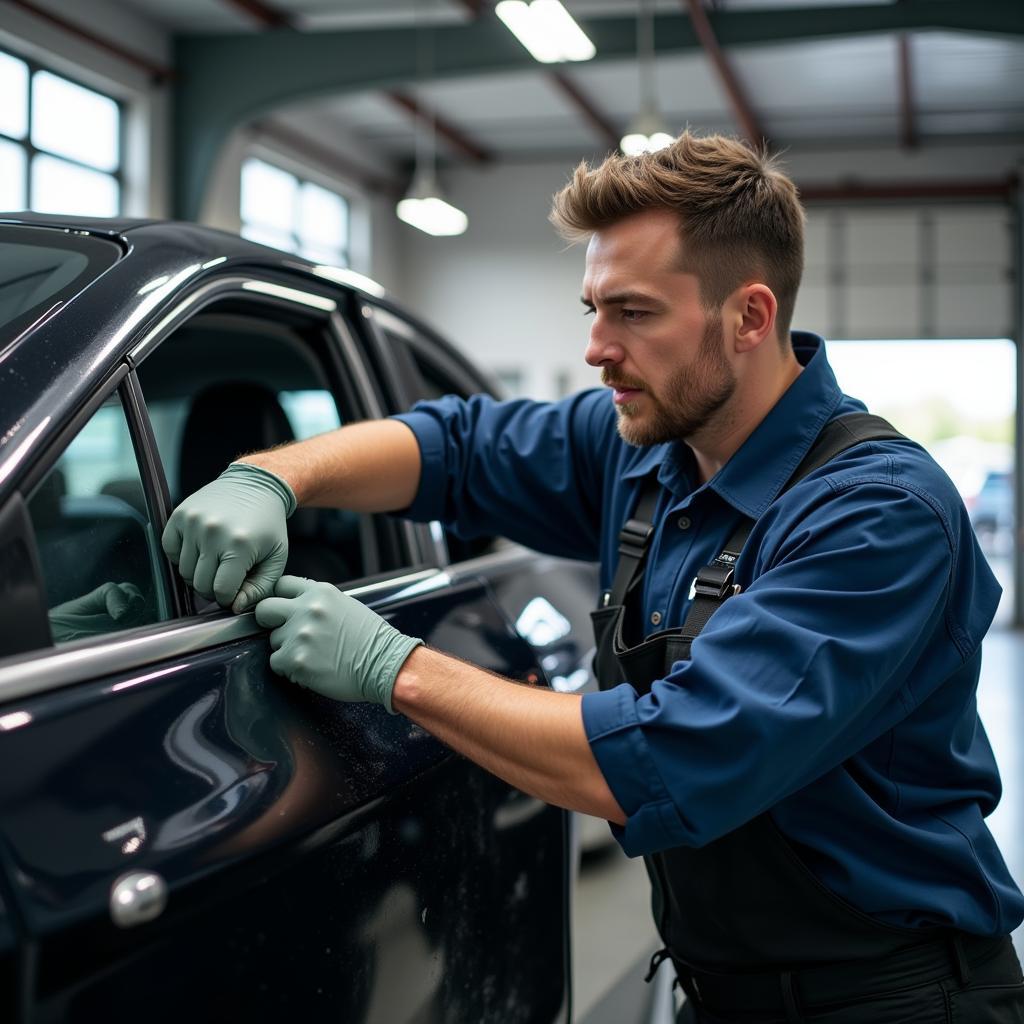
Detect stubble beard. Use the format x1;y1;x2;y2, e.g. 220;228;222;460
612;315;737;447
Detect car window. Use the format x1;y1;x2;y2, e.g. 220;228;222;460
370;306;500;563
136;305;379;599
0;225;120;345
24;392;171;646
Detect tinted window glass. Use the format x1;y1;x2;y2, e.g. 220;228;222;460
25;393;170;646
0;226;120;344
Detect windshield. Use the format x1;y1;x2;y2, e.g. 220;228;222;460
0;225;121;346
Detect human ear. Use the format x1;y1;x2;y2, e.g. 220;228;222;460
733;284;777;353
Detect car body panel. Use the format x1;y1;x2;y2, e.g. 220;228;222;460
0;216;576;1021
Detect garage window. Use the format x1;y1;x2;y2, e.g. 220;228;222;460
0;47;122;217
240;157;349;266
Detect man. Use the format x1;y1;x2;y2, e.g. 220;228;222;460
164;133;1024;1022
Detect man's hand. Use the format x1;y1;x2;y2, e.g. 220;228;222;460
161;463;297;613
49;581;145;643
254;575;422;713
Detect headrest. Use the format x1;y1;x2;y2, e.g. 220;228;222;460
178;382;295;500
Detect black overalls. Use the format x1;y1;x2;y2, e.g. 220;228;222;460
591;414;1024;1023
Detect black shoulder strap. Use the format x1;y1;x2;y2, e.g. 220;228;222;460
607;413;906;625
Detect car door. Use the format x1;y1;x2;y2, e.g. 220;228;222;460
0;269;570;1023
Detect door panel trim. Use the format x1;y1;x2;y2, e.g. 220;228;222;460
0;567;447;704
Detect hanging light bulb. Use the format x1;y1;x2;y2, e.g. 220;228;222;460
620;0;675;155
621;109;675;156
397;170;469;236
396;1;468;237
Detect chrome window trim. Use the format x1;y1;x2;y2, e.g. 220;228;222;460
127;275;338;367
0;567;448;704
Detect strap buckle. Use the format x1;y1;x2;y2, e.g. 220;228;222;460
618;517;655;560
690;565;740;601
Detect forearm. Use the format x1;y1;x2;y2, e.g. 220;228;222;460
392;646;626;824
237;418;422;512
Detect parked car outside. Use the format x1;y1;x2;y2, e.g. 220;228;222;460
0;214;614;1023
968;469;1014;554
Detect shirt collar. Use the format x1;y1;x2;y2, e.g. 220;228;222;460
708;331;843;518
620;332;843;517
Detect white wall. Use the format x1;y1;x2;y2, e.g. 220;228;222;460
0;0;172;217
396;143;1024;399
397;160;600;400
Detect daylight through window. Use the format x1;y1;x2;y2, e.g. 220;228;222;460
0;48;121;217
240;157;349;266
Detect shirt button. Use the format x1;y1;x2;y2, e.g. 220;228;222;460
677;515;692;530
650;611;662;626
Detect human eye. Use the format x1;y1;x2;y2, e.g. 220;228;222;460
622;308;649;321
581;304;595;316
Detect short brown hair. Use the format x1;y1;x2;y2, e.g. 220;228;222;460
549;131;805;341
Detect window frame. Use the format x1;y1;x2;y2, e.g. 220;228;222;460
0;43;125;216
128;273;436;598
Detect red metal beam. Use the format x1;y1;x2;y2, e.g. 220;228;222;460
387;89;493;164
219;0;292;29
799;178;1017;203
897;35;917;150
6;0;174;82
252;119;404;197
682;0;767;148
548;70;620;152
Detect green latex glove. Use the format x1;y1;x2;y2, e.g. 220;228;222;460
162;462;297;613
254;575;423;713
49;581;145;643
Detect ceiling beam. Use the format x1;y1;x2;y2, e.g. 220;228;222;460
173;1;1024;219
682;0;767;148
7;0;174;82
219;0;293;29
387;89;493;164
251;119;403;196
897;34;917;150
547;70;620;152
800;178;1018;203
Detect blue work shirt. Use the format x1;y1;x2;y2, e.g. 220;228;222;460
393;331;1024;937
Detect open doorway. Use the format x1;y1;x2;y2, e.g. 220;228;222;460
826;338;1016;627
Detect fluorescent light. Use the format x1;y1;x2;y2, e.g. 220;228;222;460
496;0;595;64
397;196;468;237
531;0;595;61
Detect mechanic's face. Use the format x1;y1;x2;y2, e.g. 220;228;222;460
582;208;735;446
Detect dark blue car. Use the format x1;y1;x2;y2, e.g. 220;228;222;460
0;215;602;1023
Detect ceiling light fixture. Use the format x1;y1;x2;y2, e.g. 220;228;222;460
495;1;596;64
620;0;674;156
396;1;468;237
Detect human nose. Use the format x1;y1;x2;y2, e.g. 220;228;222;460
584;312;625;369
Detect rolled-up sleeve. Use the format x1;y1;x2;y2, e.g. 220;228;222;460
392;389;613;560
582;481;966;858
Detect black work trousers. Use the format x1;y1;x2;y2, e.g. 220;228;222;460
676;936;1024;1023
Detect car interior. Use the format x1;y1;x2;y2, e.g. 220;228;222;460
135;310;374;589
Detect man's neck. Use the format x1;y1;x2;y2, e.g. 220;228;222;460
690;353;805;485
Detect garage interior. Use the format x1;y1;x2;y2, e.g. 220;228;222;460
1;0;1022;1020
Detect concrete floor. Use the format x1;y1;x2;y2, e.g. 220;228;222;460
571;607;1024;1021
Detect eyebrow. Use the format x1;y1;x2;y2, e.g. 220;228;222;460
580;291;665;309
